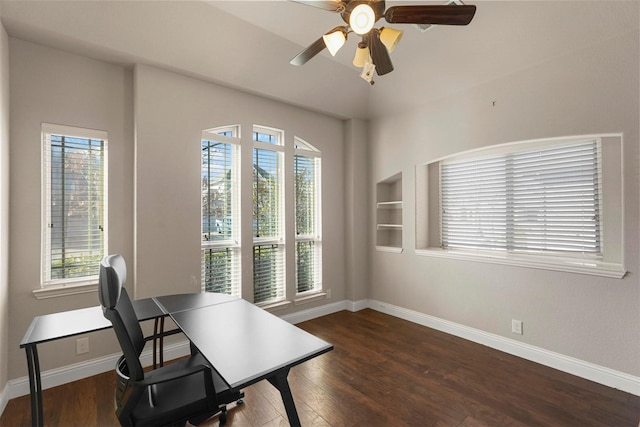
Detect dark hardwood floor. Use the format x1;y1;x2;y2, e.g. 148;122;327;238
2;309;639;426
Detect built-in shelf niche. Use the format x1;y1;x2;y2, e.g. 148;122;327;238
376;172;403;252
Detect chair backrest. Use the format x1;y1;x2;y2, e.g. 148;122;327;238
99;254;145;381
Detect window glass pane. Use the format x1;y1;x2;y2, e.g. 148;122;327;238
200;128;240;297
253;131;278;145
295;155;316;236
43;130;106;284
296;241;321;293
253;148;281;238
253;244;285;303
202;247;239;295
202;140;234;242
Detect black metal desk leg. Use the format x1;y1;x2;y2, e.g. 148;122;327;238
267;368;301;427
25;344;43;427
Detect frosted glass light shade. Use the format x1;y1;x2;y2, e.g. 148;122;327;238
323;30;347;56
349;4;375;35
380;27;403;53
353;42;371;67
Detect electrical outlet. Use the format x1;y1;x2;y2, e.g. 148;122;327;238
76;337;89;355
326;288;332;299
511;319;523;335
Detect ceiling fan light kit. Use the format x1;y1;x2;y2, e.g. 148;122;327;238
323;28;348;56
349;3;376;35
290;0;476;84
379;27;403;53
352;42;371;67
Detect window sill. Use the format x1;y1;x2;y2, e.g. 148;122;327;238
257;299;292;311
33;281;98;300
415;248;626;279
294;291;327;306
376;246;403;253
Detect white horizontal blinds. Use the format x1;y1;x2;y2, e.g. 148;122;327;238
253;244;285;303
42;125;107;285
201;126;240;296
295;154;316;236
510;140;601;253
201;247;240;295
295;240;321;293
294;148;322;294
441;155;508;250
253;147;281;238
441;139;602;255
253;127;285;304
202;137;235;242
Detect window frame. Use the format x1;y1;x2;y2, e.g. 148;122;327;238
201;126;241;297
294;137;322;296
40;123;109;293
415;134;626;278
252;125;286;306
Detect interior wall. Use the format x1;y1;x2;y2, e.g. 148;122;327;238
368;30;640;376
0;15;10;401
344;119;370;302
7;39;134;378
133;64;347;313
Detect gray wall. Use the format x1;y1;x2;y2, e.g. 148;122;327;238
8;39;134;376
6;40;354;379
133;64;347;307
0;13;10;401
368;30;640;376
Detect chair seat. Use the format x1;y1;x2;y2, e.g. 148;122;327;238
128;354;225;426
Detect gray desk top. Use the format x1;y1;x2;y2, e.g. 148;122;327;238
153;292;238;315
170;299;333;389
20;297;162;347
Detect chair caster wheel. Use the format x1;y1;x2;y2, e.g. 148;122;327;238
237;398;244;405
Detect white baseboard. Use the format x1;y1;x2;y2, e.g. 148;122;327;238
366;299;640;396
8;340;191;399
0;382;8;419
6;298;639;403
281;300;350;324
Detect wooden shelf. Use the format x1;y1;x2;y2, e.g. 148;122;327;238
376;173;403;250
377;224;402;230
376;201;403;209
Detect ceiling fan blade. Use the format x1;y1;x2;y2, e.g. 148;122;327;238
384;5;476;26
290;37;327;66
290;0;345;12
367;30;393;76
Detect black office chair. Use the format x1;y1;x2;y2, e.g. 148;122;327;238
98;254;238;426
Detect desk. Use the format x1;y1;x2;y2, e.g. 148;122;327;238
163;299;334;427
20;298;165;427
21;294;333;427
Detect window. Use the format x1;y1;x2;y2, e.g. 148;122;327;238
294;137;322;294
201;126;240;296
416;135;625;278
441;139;601;255
253;126;285;304
41;123;108;287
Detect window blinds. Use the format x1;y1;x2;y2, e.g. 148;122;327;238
440;139;602;255
294;153;321;294
294;154;316;236
42;126;107;284
201;247;240;296
202;140;235;242
201;135;240;296
252;129;285;304
253;148;281;239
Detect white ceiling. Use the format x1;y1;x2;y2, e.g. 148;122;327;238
0;0;637;120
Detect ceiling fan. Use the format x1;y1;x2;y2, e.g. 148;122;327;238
290;0;476;84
